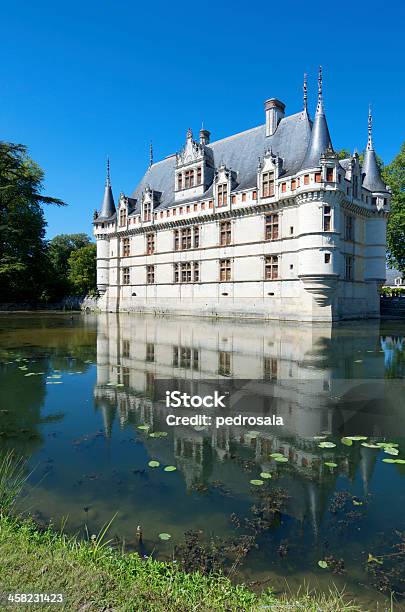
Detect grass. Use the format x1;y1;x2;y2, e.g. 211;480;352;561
0;516;363;612
0;451;364;611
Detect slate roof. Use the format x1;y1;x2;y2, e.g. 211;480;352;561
300;101;332;170
384;268;403;286
362;147;388;193
98;182;116;219
129;111;312;214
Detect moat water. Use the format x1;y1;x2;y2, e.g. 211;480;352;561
1;313;405;609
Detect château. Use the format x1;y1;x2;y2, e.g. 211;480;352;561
93;69;390;321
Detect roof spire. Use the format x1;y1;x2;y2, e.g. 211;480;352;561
317;65;323;112
149;141;153;167
98;157;116;219
362;106;387;193
367;105;373;150
106;157;111;186
300;66;332;170
303;72;308;112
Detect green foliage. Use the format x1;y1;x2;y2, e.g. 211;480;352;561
379;286;405;297
0;141;65;302
383;143;405;272
48;233;92;299
336;149;352;160
0;451;27;515
0;515;363;611
68;244;97;296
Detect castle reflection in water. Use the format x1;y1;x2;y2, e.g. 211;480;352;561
93;314;404;531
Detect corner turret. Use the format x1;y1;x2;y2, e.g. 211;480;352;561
97;158;116;219
301;67;333;170
362;107;388;194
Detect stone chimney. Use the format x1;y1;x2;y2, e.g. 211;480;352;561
265;98;285;137
199;129;210;145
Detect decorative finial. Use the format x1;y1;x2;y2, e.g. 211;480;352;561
303;72;308;111
187;127;193;140
317;65;323;112
106;157;111;186
149;141;153;167
367;105;373;150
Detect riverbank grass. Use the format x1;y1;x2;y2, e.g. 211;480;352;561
0;514;364;612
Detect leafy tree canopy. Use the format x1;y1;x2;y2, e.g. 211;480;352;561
383;143;405;272
0;141;65;301
49;233;92;276
68;244;97;296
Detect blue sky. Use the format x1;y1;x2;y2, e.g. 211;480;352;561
1;0;404;238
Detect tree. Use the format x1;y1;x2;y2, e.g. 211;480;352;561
68;244;97;295
383;143;405;273
0;142;65;301
48;233;92;299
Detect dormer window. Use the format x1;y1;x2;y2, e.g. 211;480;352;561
144;202;152;222
218;183;228;207
175;128;214;201
262;171;275;197
119;209;127;226
185;169;194;189
353;174;359;199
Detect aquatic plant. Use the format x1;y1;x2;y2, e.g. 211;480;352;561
0;451;28;515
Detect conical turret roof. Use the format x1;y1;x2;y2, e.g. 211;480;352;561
301;67;333;170
362;108;388;193
98;158;116;219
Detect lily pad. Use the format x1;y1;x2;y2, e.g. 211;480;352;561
341;437;353;446
324;462;338;468
274;456;288;463
250;479;264;486
384;447;399;456
353;499;363;506
148;460;160;468
345;436;368;441
158;533;171;540
137;425;150;431
270;453;283;458
376;442;399;448
367;554;383;565
318;442;336;448
361;443;380;448
382;458;396;464
164;466;177;472
149;432;168;438
259;472;272;479
318;560;328;569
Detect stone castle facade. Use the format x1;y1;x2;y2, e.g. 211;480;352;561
93;69;390;322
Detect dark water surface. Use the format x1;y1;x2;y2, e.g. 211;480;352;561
1;313;405;609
